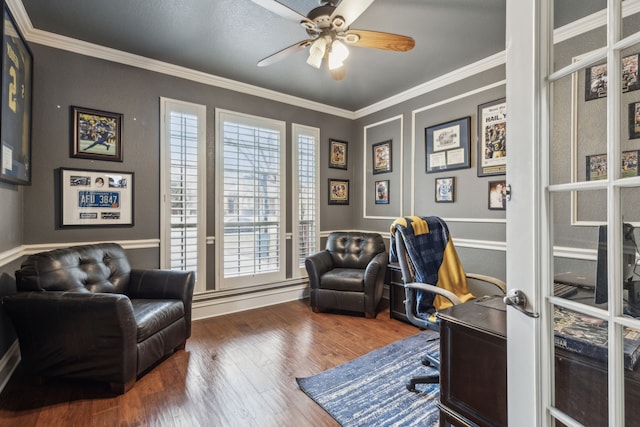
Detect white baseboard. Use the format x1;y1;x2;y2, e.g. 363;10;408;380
0;341;20;395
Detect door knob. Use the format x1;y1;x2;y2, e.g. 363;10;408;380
503;289;539;318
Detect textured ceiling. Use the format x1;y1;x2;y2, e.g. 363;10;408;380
18;0;605;111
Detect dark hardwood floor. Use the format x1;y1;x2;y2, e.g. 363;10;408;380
0;299;418;426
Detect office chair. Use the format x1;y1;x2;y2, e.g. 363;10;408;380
390;216;506;392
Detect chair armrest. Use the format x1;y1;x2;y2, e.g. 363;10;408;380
305;251;333;289
466;273;507;296
363;252;388;292
2;291;137;383
404;282;463;306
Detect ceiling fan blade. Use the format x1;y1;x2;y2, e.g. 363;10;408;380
331;0;375;27
257;40;313;67
346;30;415;52
251;0;315;27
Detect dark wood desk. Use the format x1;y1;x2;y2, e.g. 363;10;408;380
437;299;508;427
386;263;409;323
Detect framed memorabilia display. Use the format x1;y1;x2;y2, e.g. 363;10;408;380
329;138;348;169
372;140;392;174
60;168;134;226
425;116;471;174
435;177;455;203
629;101;640;139
328;178;349;205
71;106;123;162
585;53;640;101
477;98;507;177
0;4;33;185
586;150;640;181
374;180;389;204
488;180;507;210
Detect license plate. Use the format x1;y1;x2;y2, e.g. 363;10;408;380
78;191;120;208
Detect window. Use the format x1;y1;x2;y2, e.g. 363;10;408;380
292;123;320;277
216;109;286;289
160;98;206;293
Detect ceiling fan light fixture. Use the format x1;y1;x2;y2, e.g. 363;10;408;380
327;53;343;70
306;38;327;68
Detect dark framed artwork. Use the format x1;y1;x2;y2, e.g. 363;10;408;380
488;180;507;210
60;167;134;227
585;53;640;101
425;116;471;174
328;178;349;205
374;180;389;204
629;101;640;139
372;140;392;174
329;138;348;169
435;177;455;203
477;98;507;177
586;150;640;181
0;4;33;185
71;106;123;161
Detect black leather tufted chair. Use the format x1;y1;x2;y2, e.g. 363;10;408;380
2;243;195;394
305;232;388;318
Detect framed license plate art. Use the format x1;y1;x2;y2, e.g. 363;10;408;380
328;178;349;205
71;106;123;162
425;117;470;173
0;4;33;185
60;168;134;226
477;98;506;177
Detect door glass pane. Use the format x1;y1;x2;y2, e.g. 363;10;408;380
621;44;640;165
622;4;640;39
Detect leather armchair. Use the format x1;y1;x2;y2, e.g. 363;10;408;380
305;232;388;318
2;243;195;394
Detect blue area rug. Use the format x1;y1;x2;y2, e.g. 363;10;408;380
296;331;440;426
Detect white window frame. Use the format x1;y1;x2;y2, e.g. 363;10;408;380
159;97;207;293
291;123;320;278
215;108;287;290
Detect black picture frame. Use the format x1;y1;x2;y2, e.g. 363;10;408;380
477;98;507;177
629;101;640;139
0;3;33;185
328;179;349;205
585;53;640;101
60;167;134;227
425;116;471;174
488;180;507;210
435;177;455;203
586;150;640;181
374;180;389;204
71;106;123;162
329;138;348;170
372;140;392;174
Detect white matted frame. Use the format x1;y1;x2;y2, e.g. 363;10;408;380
60;167;133;227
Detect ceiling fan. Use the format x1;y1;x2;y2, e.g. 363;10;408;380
252;0;415;80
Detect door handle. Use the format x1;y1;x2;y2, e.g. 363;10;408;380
503;289;539;318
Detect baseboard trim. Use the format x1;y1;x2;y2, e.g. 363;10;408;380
192;283;310;321
0;341;20;395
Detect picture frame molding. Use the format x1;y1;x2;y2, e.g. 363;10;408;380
328;178;349;205
60;167;134;227
435;176;455;203
0;3;33;185
71;106;123;162
425;116;471;174
372;139;392;174
329;138;348;170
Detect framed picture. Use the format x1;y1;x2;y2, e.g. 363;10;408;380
586;150;640;181
329;138;348;169
71;106;123;161
60;167;134;226
585;53;640;101
328;178;349;205
0;4;33;185
374;180;389;204
629;101;640;139
372;140;392;174
488;180;507;210
477;98;507;177
435;177;455;203
425;117;471;173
